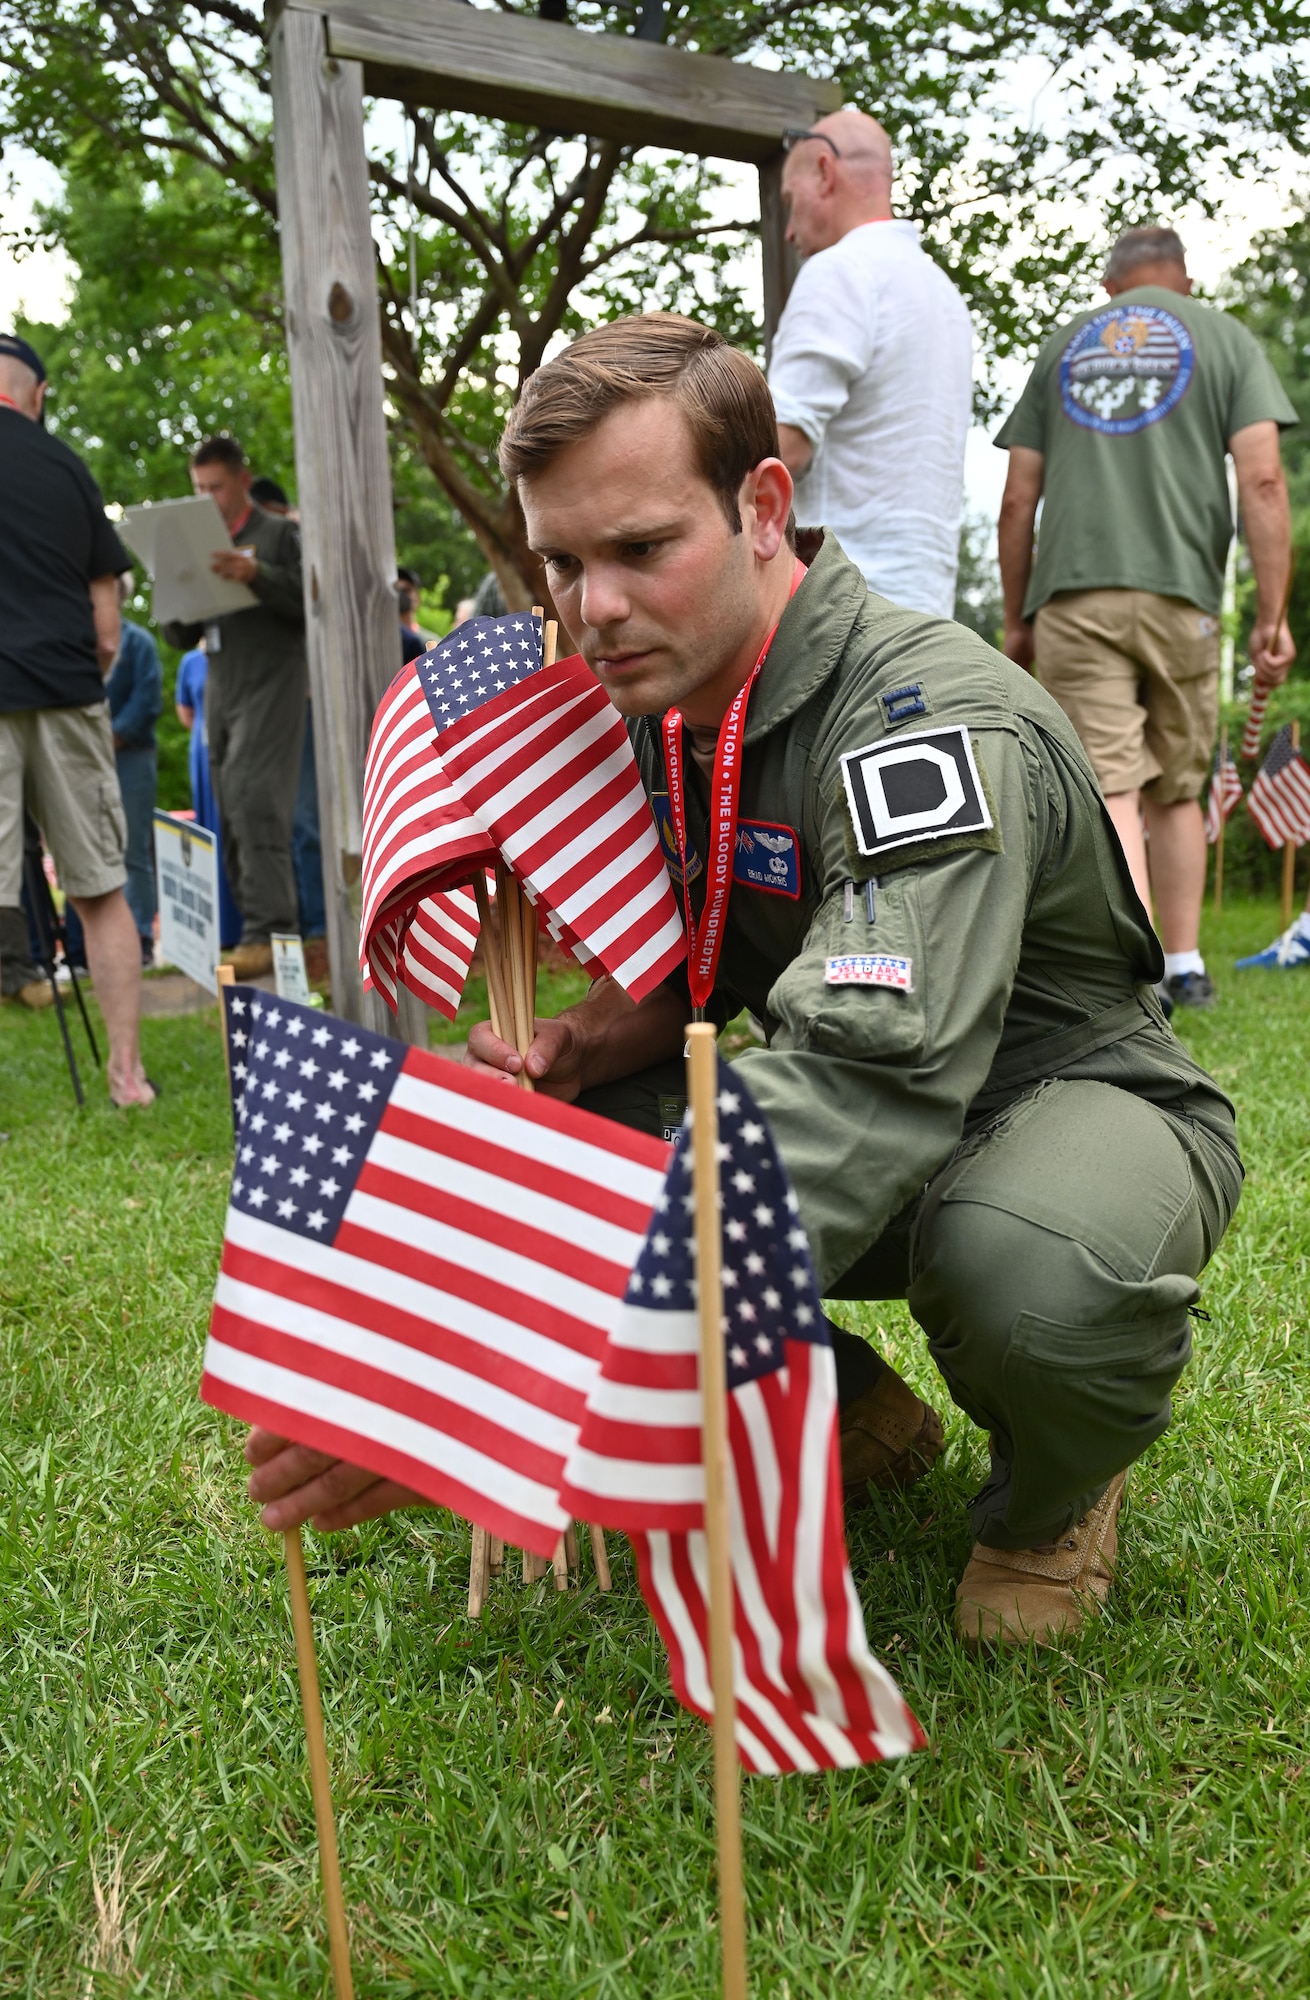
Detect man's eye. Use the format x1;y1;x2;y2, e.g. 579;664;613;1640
623;541;660;559
543;553;577;576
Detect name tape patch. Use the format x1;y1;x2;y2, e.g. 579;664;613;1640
825;953;913;991
840;723;992;859
734;818;801;898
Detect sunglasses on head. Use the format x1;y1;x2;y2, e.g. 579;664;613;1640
781;127;841;158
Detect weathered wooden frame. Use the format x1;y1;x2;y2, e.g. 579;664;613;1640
268;0;838;1026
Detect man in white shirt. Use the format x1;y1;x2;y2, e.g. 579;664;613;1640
769;109;974;618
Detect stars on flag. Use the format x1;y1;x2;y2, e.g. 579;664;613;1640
623;1081;821;1388
223;987;400;1245
417;613;544;735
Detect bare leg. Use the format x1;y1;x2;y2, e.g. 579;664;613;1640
1104;790;1152;919
1142;797;1207;955
69;888;155;1107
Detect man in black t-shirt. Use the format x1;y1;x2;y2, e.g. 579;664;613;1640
0;335;155;1107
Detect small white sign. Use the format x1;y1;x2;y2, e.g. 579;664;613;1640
271;933;312;1005
154;811;220;993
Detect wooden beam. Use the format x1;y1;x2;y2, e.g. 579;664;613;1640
303;0;840;164
758;155;800;361
270;7;424;1041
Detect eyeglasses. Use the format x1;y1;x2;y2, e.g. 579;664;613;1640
781;127;841;158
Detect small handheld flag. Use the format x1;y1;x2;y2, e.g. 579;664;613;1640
1240;681;1270;762
1204;748;1243;844
1248;724;1310;850
359;653;497;1017
427;621;686;1003
360;612;686;1017
202;987;669;1555
560;1056;923;1775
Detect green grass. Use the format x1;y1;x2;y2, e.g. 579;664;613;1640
1;897;1307;1997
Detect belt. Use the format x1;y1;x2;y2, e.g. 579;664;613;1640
973;990;1161;1103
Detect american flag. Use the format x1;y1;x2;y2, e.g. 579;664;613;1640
1248;725;1310;849
429;618;686;1002
1204;749;1243;843
201;987;669;1555
359;653;497;1017
361;613;686;1014
560;1062;924;1775
1240;682;1270;761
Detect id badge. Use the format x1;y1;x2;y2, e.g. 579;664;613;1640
204;621;222;654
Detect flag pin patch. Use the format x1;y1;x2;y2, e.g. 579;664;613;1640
825;953;913;991
840;723;992;859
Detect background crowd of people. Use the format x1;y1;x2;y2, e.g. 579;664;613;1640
0;113;1299;1106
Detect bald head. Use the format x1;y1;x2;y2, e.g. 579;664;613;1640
781;109;894;257
0;353;44;420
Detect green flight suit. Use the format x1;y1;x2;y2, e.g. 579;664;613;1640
165;503;307;944
578;536;1241;1552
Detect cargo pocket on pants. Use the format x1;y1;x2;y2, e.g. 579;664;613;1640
1002;1280;1196;1536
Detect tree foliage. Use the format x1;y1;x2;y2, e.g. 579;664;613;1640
2;0;1306;598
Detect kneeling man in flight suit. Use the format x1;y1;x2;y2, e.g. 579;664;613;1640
248;314;1241;1649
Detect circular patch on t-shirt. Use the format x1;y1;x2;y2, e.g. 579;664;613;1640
1058;305;1195;435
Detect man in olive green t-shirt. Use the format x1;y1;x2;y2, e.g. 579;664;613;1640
996;225;1297;1009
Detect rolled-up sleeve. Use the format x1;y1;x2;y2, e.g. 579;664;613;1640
733;726;1038;1290
767;252;877;453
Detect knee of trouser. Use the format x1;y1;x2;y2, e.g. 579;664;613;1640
909;1195;1198;1442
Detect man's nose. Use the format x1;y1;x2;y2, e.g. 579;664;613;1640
578;565;631;632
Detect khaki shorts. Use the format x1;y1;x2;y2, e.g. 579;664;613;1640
0;702;127;907
1033;588;1220;803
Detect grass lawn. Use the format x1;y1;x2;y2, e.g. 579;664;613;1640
1;896;1307;1998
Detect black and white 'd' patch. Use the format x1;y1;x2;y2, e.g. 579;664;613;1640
840;724;992;859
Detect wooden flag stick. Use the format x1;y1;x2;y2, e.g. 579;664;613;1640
284;1526;356;2000
216;963;236;1117
1214;725;1227;914
472;871;511;1045
214;966;353;1995
587;1522;612;1592
686;1023;748;2000
468;1525;491;1619
1282;720;1301;930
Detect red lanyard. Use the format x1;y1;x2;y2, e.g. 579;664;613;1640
0;395;23;411
663;562;805;1016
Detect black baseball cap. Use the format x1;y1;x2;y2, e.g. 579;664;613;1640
0;334;47;383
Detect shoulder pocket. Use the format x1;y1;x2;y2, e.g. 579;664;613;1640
766;878;926;1064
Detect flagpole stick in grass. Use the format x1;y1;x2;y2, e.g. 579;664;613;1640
1215;726;1227;914
213;966;354;1995
686;1022;749;2000
284;1526;356;2000
1282;720;1301;930
216;964;236;1118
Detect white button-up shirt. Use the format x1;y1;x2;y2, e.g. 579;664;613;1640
768;219;974;618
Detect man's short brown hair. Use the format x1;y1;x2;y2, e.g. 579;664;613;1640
499;313;781;534
192;433;247;473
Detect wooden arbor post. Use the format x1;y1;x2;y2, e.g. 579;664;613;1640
270;5;424;1037
269;0;836;1023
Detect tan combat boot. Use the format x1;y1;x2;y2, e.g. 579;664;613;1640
839;1364;945;1508
229;940;274;979
954;1470;1127;1649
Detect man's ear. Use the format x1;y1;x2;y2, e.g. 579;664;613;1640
741;458;794;561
